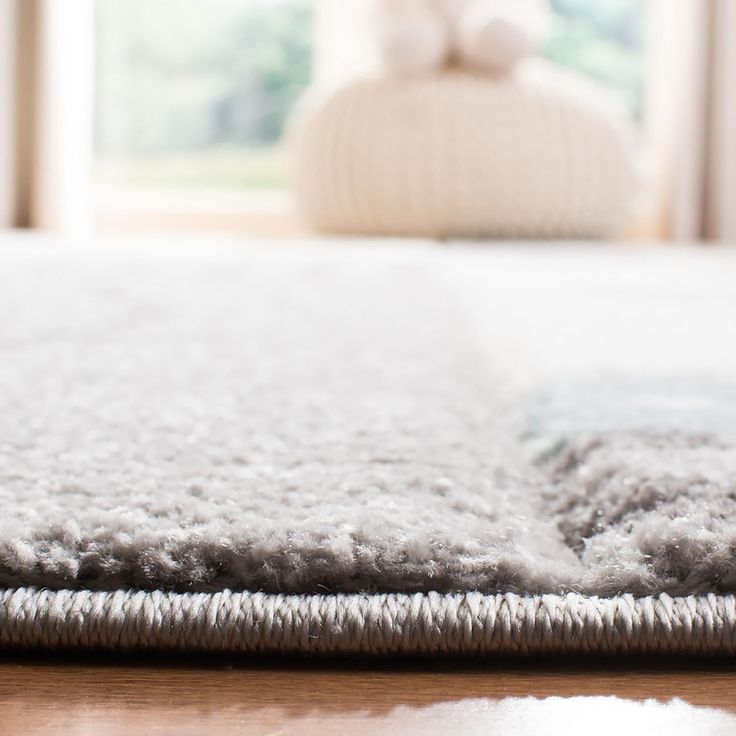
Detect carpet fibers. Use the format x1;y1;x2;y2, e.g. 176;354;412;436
2;242;736;655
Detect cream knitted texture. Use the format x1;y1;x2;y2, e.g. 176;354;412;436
291;65;634;238
2;241;736;655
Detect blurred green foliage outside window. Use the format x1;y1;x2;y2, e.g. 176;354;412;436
94;0;645;192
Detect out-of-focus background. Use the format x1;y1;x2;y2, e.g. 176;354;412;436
0;0;734;241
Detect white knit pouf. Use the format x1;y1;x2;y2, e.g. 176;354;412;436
290;66;636;239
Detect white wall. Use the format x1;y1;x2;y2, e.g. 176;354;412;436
706;0;736;240
0;0;95;234
0;0;17;228
30;0;95;236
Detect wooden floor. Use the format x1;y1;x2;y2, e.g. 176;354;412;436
2;656;736;734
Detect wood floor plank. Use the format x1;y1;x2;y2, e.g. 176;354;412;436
1;657;736;734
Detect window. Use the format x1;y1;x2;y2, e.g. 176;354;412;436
94;0;313;232
93;0;648;233
546;0;646;121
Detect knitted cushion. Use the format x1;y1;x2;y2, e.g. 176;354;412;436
291;66;636;239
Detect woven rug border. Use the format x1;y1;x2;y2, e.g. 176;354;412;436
2;588;735;655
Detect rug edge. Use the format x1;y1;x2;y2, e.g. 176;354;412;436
2;587;735;656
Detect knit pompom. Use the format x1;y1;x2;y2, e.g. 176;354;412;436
376;9;450;75
456;9;534;75
373;0;551;78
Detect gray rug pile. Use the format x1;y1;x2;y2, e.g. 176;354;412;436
1;241;736;655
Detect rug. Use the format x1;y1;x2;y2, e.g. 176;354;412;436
2;241;736;655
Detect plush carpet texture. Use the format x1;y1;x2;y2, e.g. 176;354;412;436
1;241;736;655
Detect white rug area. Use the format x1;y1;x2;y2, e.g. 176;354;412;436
1;239;736;655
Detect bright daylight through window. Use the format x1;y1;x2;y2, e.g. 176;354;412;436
93;0;645;201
